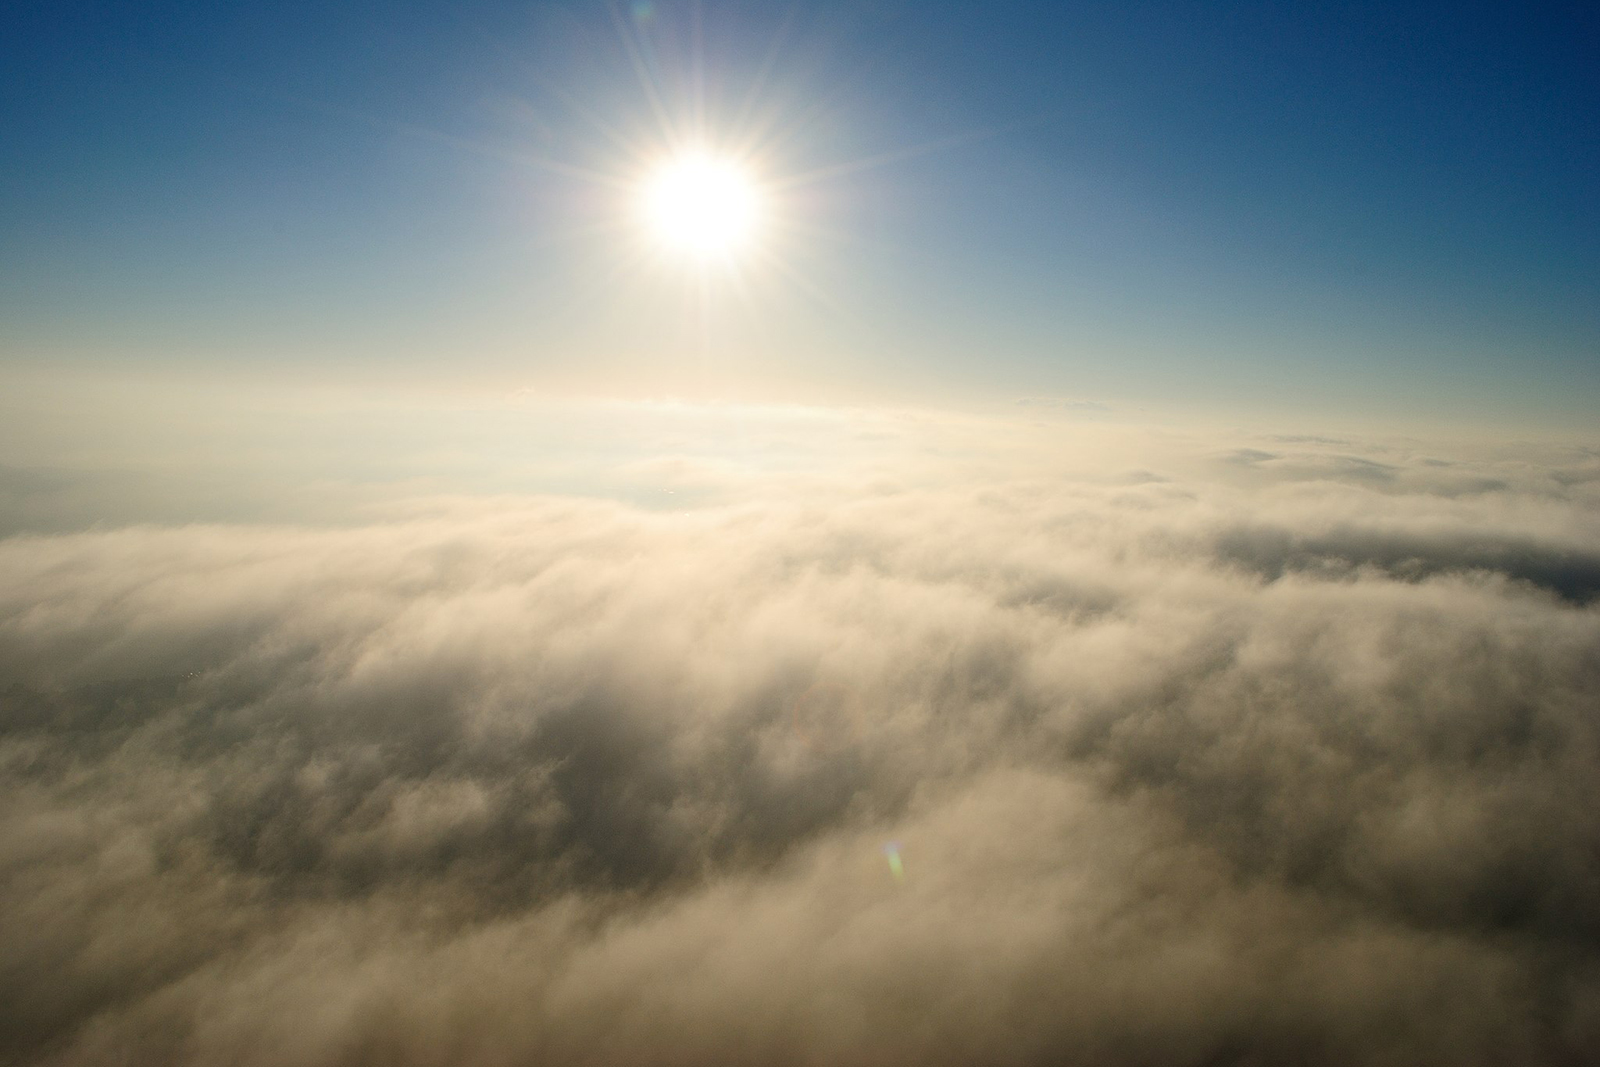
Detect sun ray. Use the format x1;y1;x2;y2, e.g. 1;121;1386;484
608;1;680;147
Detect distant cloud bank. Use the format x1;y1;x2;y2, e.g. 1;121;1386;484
2;409;1598;1065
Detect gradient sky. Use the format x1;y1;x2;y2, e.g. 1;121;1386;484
3;0;1596;427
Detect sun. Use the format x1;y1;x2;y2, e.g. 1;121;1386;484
641;152;762;261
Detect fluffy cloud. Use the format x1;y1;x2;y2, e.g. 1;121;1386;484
2;411;1598;1065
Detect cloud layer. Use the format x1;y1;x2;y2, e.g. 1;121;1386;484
3;413;1599;1066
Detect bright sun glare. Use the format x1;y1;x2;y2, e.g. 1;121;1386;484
642;153;761;260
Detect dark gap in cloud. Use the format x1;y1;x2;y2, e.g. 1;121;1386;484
1;675;894;927
1215;525;1600;604
1553;467;1600;487
1220;448;1281;465
1219;449;1403;486
0;678;191;767
997;575;1121;622
1080;637;1600;951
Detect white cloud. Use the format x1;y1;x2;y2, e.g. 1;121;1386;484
2;405;1598;1065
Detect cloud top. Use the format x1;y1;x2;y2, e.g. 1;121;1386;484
2;412;1599;1065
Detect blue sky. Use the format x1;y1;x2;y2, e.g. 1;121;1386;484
3;0;1596;427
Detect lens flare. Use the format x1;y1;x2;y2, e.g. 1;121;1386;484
884;841;905;883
